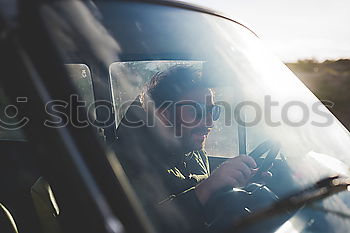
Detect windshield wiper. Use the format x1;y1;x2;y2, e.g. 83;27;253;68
230;175;350;231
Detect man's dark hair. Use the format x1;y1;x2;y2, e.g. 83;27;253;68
146;66;206;108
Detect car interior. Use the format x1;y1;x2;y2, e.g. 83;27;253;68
0;42;324;233
0;64;98;233
0;53;297;232
1;1;350;233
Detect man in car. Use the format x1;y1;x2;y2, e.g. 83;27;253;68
144;66;259;206
115;65;273;233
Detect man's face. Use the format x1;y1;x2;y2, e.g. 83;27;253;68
174;88;215;152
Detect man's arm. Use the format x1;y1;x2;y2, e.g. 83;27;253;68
195;155;257;205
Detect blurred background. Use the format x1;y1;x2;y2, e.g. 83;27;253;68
185;0;350;130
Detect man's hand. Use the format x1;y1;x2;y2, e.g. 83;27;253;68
195;155;257;205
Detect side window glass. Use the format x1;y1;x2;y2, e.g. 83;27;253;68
109;61;242;157
109;60;203;125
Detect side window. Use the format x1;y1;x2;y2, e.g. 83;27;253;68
108;61;242;157
109;60;203;125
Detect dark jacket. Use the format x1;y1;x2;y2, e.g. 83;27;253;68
114;101;211;233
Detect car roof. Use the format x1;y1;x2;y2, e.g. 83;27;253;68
0;0;256;37
99;0;258;37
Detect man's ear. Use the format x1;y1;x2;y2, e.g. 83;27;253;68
156;107;173;127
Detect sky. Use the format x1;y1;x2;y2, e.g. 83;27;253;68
184;0;350;62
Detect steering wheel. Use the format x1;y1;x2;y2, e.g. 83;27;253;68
204;139;282;232
248;139;281;182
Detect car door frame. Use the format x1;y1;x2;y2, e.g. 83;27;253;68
0;1;154;233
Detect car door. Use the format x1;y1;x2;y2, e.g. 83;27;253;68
0;1;153;233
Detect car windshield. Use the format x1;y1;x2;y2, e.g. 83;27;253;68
39;1;350;232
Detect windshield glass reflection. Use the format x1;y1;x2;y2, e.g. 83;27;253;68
41;1;350;232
